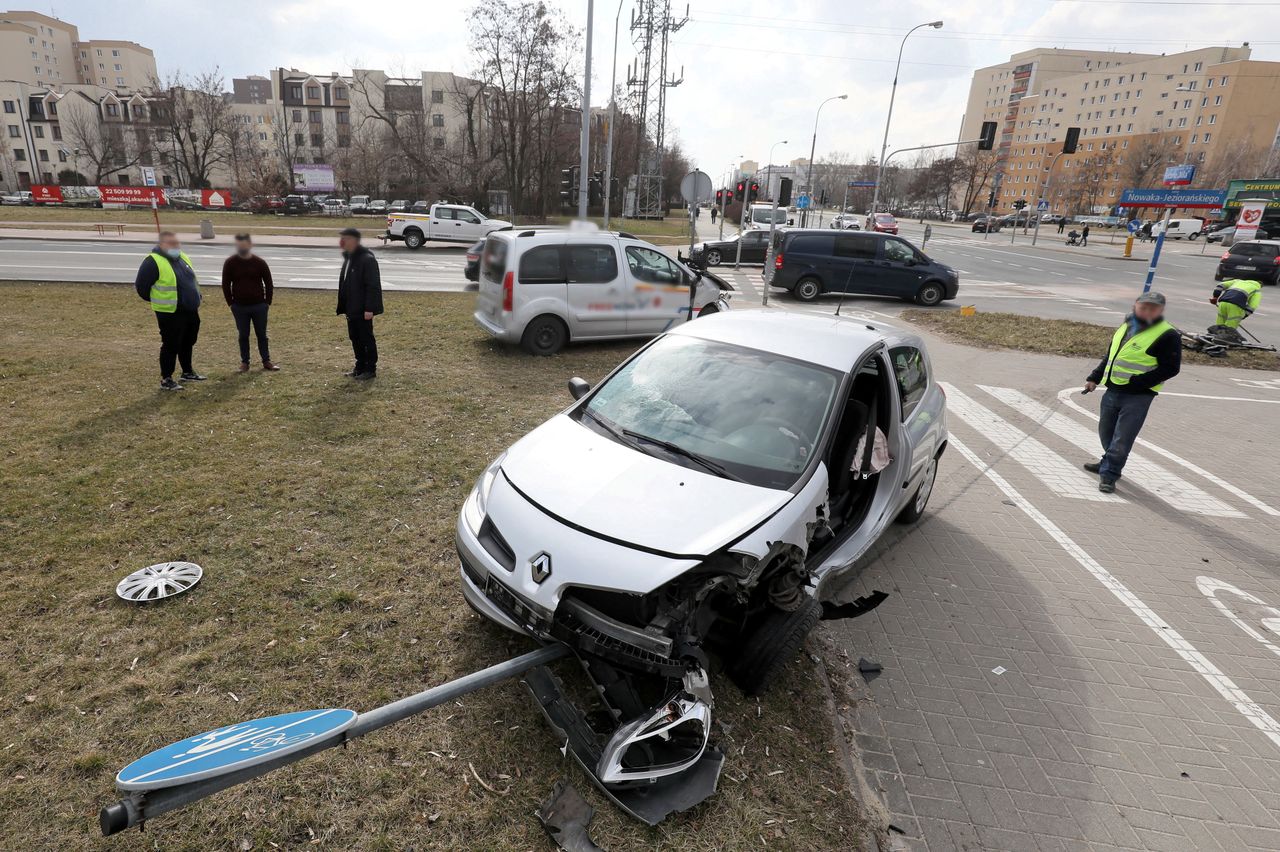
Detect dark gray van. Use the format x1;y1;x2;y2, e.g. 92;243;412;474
769;229;960;305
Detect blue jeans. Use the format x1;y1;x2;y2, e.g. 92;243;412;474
1098;389;1154;480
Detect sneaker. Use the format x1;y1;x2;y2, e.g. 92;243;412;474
160;377;184;391
353;370;376;381
180;372;207;381
1083;462;1101;474
262;361;281;371
238;362;250;373
1099;479;1116;494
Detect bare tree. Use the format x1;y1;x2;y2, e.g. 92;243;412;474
1121;133;1178;188
151;69;236;188
61;100;148;183
956;145;998;216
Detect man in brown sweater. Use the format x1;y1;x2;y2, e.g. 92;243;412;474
221;233;279;371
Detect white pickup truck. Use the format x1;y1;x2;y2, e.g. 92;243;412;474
385;203;512;249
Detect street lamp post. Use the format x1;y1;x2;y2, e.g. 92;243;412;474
720;156;741;240
870;20;943;222
602;0;625;231
804;95;846;227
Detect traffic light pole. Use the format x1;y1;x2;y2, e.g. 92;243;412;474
1030;151;1064;247
576;0;594;220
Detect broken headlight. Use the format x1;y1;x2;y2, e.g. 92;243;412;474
462;452;506;535
596;670;713;785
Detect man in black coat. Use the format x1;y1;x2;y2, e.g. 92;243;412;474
336;227;384;380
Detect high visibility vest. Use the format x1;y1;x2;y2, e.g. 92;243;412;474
1103;318;1174;393
148;251;195;313
1220;278;1262;314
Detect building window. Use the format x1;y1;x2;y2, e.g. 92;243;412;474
306;86;320;99
289;85;303;100
2;100;13;114
13;149;25;161
309;109;321;123
57;149;67;162
1202;133;1211;143
259;131;267;141
52;126;61;140
38;149;48;161
33;125;44;138
114;63;122;71
432;113;444;127
1214;95;1222;105
116;77;125;86
96;48;103;56
310;133;322;146
1191;134;1198;144
431;89;444;103
1209;114;1216;125
336;111;349;124
105;103;119;116
1220;76;1228;86
292;109;302;122
433;137;445;148
338;135;350;147
8;125;19;138
333;86;347;100
294;132;304;146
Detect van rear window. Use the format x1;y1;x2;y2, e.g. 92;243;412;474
482;237;508;284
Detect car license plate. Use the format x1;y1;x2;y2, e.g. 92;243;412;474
1237;265;1256;271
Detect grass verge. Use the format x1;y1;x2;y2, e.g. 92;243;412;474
903;308;1280;371
0;283;874;850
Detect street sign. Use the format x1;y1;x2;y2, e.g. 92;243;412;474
679;170;714;204
1163;164;1196;186
1127;219;1142;234
796;193;811;209
1117;188;1226;209
116;708;357;791
847;180;876;188
141;166;157;187
1036;199;1048;211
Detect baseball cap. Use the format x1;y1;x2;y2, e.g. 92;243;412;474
1135;291;1165;306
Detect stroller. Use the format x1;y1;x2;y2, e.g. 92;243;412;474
1065;230;1082;246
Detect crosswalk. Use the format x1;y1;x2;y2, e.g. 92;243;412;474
942;382;1265;519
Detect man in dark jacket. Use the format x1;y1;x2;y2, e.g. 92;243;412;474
135;230;204;391
336;227;383;380
1082;291;1181;493
222;233;279;372
1081;224;1091;246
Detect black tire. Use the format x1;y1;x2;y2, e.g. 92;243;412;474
1189;232;1200;241
520;315;568;356
705;249;722;266
729;598;821;696
895;454;938;525
403;229;425;250
698;302;719;317
793;277;822;302
915;281;946;307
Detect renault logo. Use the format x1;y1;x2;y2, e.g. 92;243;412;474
530;551;552;584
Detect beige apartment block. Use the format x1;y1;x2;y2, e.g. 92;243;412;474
75;39;157;92
0;10;79;87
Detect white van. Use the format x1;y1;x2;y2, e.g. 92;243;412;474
475;228;731;355
1154;218;1204;240
748;204;790;230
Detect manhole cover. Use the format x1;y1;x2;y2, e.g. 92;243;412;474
116;561;203;602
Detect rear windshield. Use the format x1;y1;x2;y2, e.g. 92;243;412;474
482;237;508;284
1232;243;1280;259
751;207;789;224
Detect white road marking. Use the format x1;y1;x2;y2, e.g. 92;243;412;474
941;384;1121;502
1160;390;1280;404
950;435;1280;753
1057;387;1280;516
977;385;1244;518
1196;577;1280;659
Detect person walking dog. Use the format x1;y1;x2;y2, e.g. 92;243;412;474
135;230;204;391
337;227;383;380
1082;292;1181;493
222;233;279;372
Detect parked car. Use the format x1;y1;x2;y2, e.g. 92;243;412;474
830;213;862;230
388;199;410;213
1040;213;1067;225
322;198;349;216
1206;223;1272;244
770;229;959;306
456;310;947;804
474;228;731;355
280;195;317;215
971;215;1001;233
386;203;512;248
368;199;389;214
0;190;33;205
866;212;899;234
464;239;484;283
1215;240;1280;286
349;195;371;214
242;195;284;214
688;229;769;266
1153;217;1204;240
410;200;431;214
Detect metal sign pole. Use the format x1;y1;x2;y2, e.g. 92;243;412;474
763;195;781;307
1143;206;1173;294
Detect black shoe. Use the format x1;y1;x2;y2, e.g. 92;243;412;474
344;366;364;377
160;377;184;391
1099;479;1116;493
353;370;377;381
180;372;207;381
1083;462;1101;474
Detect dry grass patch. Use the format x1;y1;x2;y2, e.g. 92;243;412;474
0;283;874;850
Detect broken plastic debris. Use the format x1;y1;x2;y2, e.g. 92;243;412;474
991;666;1007;675
537;780;602;852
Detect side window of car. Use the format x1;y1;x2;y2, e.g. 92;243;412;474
890;346;928;418
435;207;456;220
456;209;481;224
883;239;916;263
745;231;765;247
625;246;681;284
566;245;618;283
518;245;566;284
834;234;876;259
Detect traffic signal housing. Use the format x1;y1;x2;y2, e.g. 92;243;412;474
749;182;760;203
1012;199;1027;210
978;120;997;151
559;168;574;203
1062;126;1081;155
778;177;793;207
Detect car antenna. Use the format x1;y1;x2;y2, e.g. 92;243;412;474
834;256;857;317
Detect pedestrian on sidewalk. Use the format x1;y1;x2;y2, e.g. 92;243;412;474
1081;224;1090;246
710;206;717;224
1082;291;1181;493
135;230;204;391
222;233;279;372
1057;218;1065;234
337;227;383;380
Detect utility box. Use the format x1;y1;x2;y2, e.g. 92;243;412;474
199;218;214;240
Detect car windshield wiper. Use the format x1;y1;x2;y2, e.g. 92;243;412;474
581;407;630;445
620;429;745;482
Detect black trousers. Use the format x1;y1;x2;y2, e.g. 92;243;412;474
231;302;271;364
156;308;200;378
347;316;377;372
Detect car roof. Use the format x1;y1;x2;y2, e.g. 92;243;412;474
667;309;917;371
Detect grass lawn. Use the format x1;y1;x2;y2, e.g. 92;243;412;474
903;308;1280;371
0;283;874;850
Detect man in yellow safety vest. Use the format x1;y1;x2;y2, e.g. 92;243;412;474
135;230;205;390
1082;291;1181;493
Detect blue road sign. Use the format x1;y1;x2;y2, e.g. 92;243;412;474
1163;164;1196;186
116;708;357;791
1119;187;1226;209
1127;219;1142;234
1036;199;1049;211
796;194;811;209
846;180;877;188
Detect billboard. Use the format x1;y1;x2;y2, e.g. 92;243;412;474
30;184;63;203
201;189;233;208
99;185;167;205
292;164;335;192
1224;178;1280;210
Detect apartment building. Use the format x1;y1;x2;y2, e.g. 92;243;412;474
76;40;156;92
0;10;156;92
990;46;1279;215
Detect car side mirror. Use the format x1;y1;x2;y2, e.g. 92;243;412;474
568;377;591;400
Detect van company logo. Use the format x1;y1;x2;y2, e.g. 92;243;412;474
530;551;552;584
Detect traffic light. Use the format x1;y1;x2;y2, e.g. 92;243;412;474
715;189;723;204
986;189;995;208
1062;126;1081;155
978;120;997;151
736;181;746;202
559;168;573;204
778;177;793;206
1013;199;1027;210
749;182;760;202
588;171;603;206
725;190;734;203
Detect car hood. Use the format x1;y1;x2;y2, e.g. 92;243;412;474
500;414;792;557
486;218;513;230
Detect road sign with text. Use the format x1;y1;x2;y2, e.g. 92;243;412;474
1118;187;1226;209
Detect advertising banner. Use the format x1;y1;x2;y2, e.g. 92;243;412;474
30;184;63;203
1235;199;1269;242
201;189;233;208
98;185;167;205
292;164;335;192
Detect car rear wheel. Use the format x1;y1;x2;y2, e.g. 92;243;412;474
521;315;568;356
698;302;719;317
705;249;722;266
793;277;822;302
1189;232;1201;241
896;455;938;524
728;598;821;696
403;230;425;250
915;281;946;307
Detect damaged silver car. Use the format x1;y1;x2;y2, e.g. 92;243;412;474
456;309;948;822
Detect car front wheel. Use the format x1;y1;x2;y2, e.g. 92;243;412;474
705;249;722;266
915;281;946;307
728;598;821;696
520;315;568;356
793;277;822;302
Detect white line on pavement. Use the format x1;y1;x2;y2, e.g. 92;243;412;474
1158;391;1280;404
950;435;1280;753
977;385;1244;518
1057;387;1280;516
941;383;1121;502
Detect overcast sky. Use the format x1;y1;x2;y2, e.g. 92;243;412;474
43;0;1277;182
